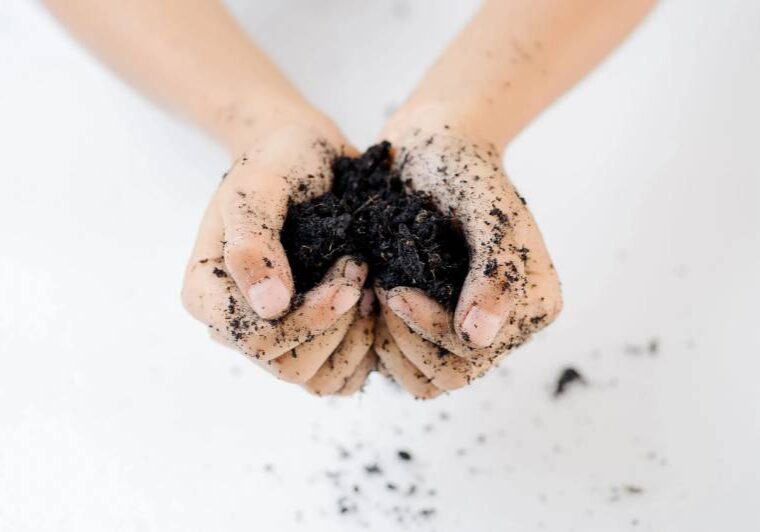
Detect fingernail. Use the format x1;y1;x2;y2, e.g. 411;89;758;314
461;306;503;348
344;260;366;284
331;285;361;315
359;288;376;317
248;277;291;319
387;295;413;318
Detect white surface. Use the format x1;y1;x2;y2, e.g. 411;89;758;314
1;1;759;531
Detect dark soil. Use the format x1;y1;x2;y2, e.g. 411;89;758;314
554;366;586;397
281;141;469;308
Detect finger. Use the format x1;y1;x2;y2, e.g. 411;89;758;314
453;186;531;348
385;286;519;361
335;350;377;396
373;318;442;400
183;156;373;370
376;288;473;391
358;288;377;318
515;205;564;329
304;313;375;395
185;259;363;361
210;327;344;385
220;162;294;319
210;324;378;396
266;309;355;384
240;277;362;361
387;265;561;370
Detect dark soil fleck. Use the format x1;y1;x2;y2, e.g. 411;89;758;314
489;207;509;224
419;508;436;518
483;258;498;277
648;338;659;354
281;142;470;308
397;450;412;461
554;367;585;397
514;189;527;205
212;267;227;278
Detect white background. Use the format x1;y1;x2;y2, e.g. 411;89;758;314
1;1;759;531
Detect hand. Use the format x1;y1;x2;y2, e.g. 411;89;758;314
182;121;376;394
372;121;562;397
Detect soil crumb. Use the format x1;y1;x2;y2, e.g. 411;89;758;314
397;450;412;461
554;367;585;397
281;141;469;308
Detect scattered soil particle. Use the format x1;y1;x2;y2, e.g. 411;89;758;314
647;338;659;354
281;142;470;308
324;444;437;525
554;367;585;397
337;497;356;514
212;267;227;278
624;338;660;356
397;450;412;461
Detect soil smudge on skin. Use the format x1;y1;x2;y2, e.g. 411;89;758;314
281;142;469;308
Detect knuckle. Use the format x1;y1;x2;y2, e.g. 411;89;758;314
222;240;259;275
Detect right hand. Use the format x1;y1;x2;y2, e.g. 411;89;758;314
181;122;376;394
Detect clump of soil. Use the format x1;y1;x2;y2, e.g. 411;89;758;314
281;142;469;308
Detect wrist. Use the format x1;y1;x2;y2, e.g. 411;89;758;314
382;100;507;152
215;91;343;158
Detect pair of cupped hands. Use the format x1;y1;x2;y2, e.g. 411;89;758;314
182;107;563;399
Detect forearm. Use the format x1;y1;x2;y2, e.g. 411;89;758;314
387;0;657;148
43;0;333;155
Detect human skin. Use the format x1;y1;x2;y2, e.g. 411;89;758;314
377;0;657;397
43;0;656;398
43;0;377;394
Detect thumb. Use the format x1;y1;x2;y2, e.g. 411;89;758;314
220;175;294;320
454;204;529;349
